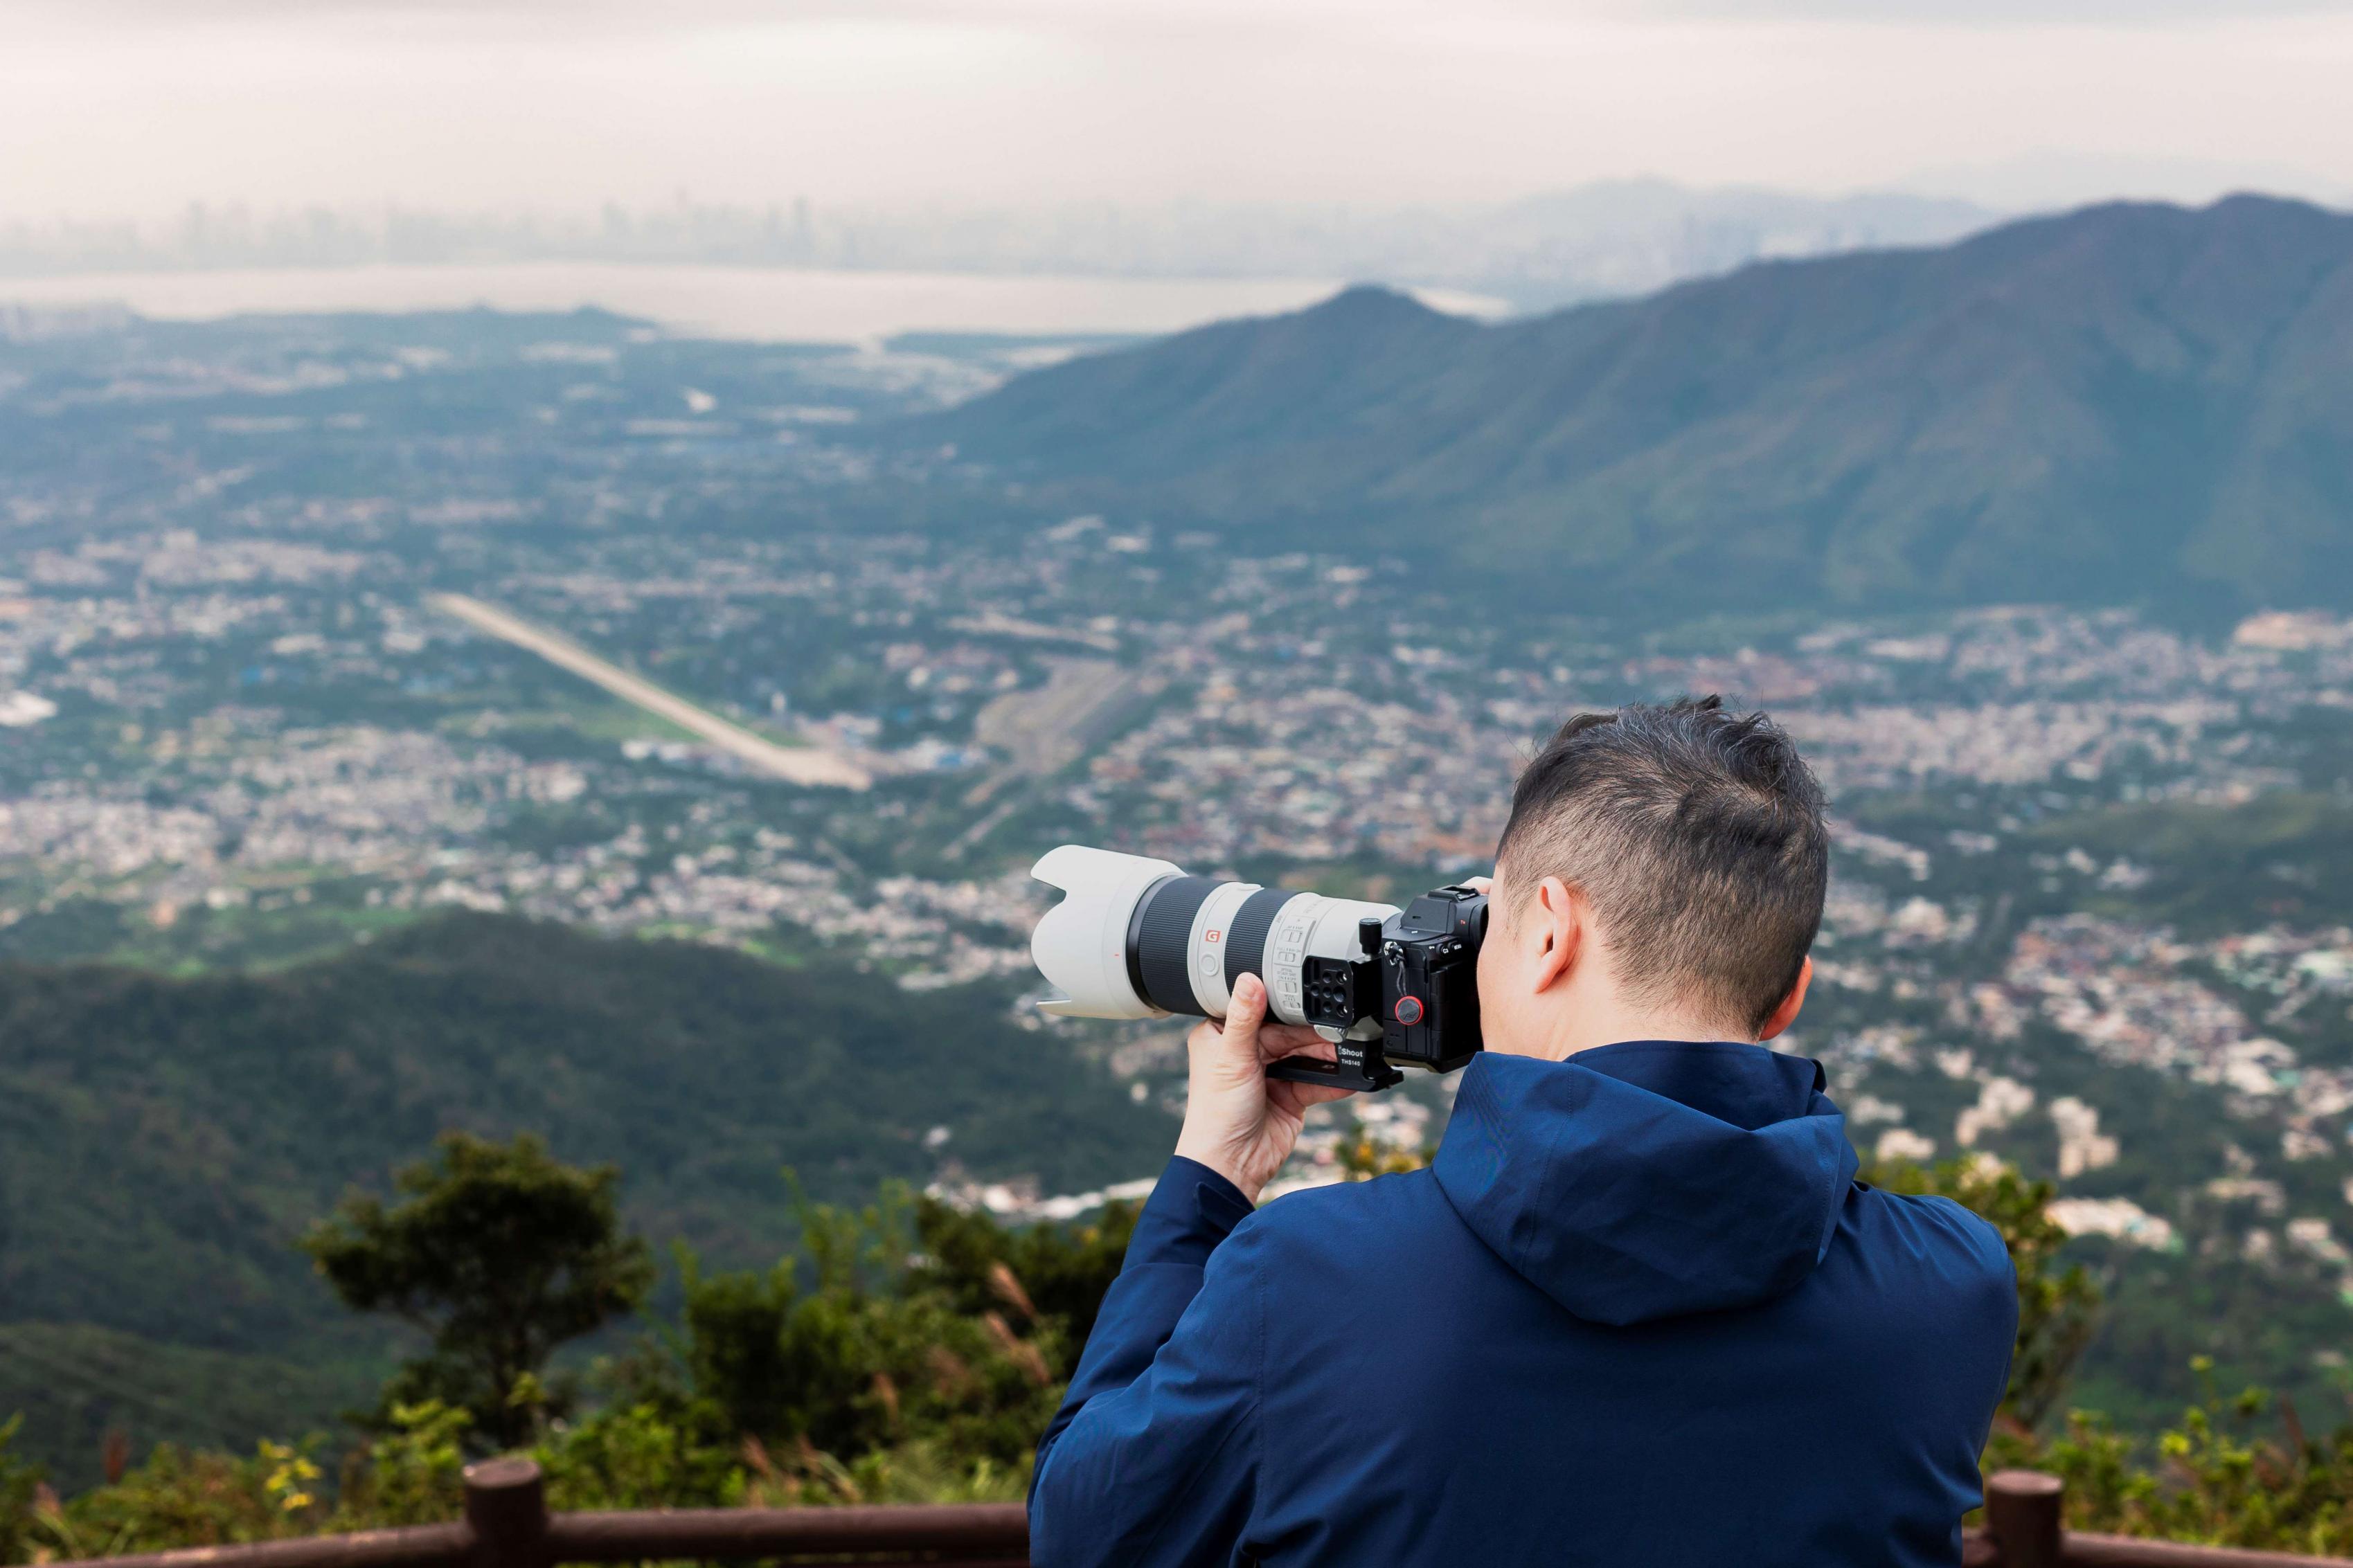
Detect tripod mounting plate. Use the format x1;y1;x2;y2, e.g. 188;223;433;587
1268;1045;1406;1094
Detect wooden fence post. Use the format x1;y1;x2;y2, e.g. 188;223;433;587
1985;1468;2064;1568
464;1457;549;1568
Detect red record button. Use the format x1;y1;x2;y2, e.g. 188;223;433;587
1393;995;1425;1026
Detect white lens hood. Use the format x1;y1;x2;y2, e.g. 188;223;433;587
1030;845;1184;1018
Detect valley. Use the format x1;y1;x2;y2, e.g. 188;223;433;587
6;196;2353;1473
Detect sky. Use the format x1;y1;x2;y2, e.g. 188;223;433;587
6;0;2352;223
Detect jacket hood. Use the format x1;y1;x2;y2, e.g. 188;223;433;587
1433;1042;1858;1326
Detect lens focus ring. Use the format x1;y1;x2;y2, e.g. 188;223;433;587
1131;875;1217;1017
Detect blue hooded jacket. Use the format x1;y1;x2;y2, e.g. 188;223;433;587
1031;1043;2017;1567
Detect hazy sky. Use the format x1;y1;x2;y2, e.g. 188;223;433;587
6;0;2351;222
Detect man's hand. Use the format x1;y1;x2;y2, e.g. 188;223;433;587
1172;973;1358;1204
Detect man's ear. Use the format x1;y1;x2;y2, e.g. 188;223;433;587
1528;875;1584;995
1757;955;1812;1041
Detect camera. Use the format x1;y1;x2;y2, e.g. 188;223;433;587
1028;846;1489;1092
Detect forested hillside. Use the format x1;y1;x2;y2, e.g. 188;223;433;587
918;195;2353;615
0;914;1171;1473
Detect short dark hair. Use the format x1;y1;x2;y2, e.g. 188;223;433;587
1494;696;1828;1036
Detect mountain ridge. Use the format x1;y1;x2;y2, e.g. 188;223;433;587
917;194;2353;615
0;912;1167;1355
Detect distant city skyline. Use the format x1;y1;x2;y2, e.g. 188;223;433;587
6;0;2349;225
0;181;2001;322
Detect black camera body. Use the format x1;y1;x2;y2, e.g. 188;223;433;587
1276;884;1489;1093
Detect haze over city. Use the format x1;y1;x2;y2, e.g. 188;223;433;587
7;0;2350;224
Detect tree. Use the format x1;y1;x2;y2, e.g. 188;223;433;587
303;1133;654;1450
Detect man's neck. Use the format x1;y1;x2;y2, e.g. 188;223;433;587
1507;1008;1755;1063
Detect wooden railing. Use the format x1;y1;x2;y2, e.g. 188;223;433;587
37;1460;2350;1567
42;1459;1027;1568
1965;1472;2341;1567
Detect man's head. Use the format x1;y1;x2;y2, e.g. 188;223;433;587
1477;696;1828;1059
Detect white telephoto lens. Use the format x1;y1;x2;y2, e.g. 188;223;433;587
1030;844;1398;1035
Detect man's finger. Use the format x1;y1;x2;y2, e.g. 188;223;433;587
1224;972;1268;1045
1260;1029;1338;1067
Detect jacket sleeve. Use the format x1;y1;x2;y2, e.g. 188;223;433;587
1030;1155;1265;1567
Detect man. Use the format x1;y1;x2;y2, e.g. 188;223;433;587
1030;698;2016;1567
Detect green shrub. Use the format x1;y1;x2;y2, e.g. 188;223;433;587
2018;1364;2353;1554
908;1191;1140;1352
28;1440;316;1558
332;1400;470;1527
634;1184;1067;1477
0;1416;43;1567
535;1403;743;1511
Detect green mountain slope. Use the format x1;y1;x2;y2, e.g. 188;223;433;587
0;914;1170;1475
918;195;2353;615
0;1323;380;1493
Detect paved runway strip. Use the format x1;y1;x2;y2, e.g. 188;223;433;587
432;593;871;790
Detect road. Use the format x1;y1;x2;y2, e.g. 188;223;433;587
431;593;871;790
946;657;1150;856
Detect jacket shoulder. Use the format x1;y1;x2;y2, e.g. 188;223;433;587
1879;1189;2012;1265
1847;1187;2019;1328
1238;1169;1462;1264
1255;1166;1448;1220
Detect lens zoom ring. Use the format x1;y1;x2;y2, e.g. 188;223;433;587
1134;875;1216;1016
1224;886;1296;989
